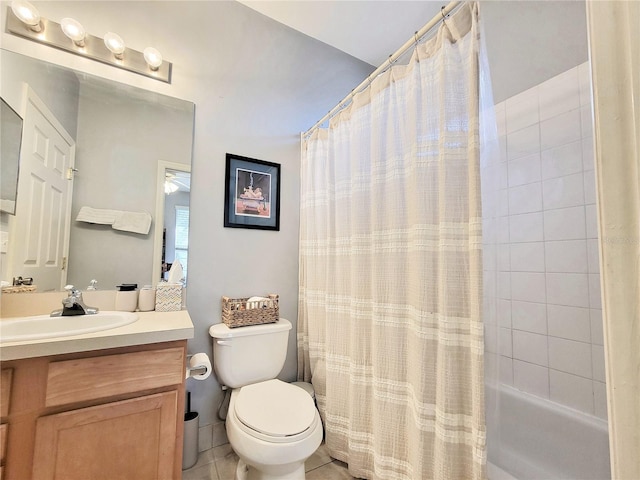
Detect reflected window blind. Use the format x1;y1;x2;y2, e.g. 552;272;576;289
174;205;189;280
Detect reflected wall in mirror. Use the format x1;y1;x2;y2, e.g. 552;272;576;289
0;98;23;215
0;49;195;292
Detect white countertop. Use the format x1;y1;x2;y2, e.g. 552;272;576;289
0;309;194;361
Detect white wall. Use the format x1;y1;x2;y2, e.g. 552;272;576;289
481;1;589;103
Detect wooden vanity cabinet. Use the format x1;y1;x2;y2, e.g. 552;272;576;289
1;368;12;479
1;340;187;480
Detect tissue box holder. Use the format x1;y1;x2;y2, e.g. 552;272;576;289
155;283;182;312
222;294;279;328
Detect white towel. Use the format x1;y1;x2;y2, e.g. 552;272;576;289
112;211;152;235
75;206;119;225
246;296;270;309
76;206;152;235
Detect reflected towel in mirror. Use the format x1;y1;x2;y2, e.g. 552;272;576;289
76;206;152;235
112;211;152;235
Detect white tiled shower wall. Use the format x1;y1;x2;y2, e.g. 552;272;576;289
483;61;607;419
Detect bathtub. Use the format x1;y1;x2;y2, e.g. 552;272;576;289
486;384;611;480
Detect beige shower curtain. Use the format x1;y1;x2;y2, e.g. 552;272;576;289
587;1;640;478
298;4;486;479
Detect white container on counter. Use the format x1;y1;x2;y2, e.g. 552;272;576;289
115;284;138;312
138;285;156;312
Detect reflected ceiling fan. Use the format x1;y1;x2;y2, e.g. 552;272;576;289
165;170;190;194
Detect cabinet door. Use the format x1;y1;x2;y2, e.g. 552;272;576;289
32;391;178;480
1;369;12;418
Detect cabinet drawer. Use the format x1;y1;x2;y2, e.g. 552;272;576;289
0;370;12;418
45;347;184;407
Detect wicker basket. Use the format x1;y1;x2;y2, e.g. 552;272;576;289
222;294;279;328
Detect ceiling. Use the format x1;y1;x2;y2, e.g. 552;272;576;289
237;1;445;67
237;1;590;104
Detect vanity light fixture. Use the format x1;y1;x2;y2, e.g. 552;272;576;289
104;32;125;60
10;0;41;32
60;18;86;47
143;47;163;71
6;5;172;83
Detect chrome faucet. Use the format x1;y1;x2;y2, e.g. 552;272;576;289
50;285;99;317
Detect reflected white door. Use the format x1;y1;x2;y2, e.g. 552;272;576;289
8;87;75;291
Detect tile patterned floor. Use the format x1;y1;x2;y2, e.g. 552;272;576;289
182;442;357;480
182;442;514;480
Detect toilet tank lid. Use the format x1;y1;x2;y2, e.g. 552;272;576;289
209;318;291;338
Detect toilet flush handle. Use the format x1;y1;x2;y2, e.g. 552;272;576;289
216;340;232;346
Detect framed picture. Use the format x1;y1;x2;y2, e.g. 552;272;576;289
224;153;280;231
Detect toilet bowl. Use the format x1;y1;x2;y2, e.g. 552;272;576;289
209;319;323;480
227;379;323;480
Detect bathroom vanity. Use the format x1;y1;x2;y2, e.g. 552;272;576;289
0;310;193;480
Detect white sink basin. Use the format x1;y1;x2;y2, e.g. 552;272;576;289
0;311;138;343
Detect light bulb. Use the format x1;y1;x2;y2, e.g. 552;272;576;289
104;32;125;59
11;0;41;32
143;47;163;71
61;18;86;47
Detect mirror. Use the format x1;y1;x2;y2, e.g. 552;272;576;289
152;162;191;285
0;49;195;292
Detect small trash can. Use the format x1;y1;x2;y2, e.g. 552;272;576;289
182;411;199;470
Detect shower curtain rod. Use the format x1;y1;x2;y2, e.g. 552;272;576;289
303;0;462;138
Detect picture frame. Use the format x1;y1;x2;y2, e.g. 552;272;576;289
224;153;280;231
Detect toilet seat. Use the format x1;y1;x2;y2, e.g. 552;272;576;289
234;379;318;443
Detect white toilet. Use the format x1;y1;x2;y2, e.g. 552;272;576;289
209;318;323;480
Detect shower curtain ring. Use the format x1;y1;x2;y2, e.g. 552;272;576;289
441;6;448;22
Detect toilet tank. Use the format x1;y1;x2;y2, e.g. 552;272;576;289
209;318;292;388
